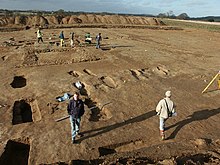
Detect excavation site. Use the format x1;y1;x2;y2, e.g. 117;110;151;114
0;14;220;164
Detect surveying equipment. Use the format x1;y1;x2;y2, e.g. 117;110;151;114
202;71;220;93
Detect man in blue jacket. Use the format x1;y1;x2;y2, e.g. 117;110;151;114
67;92;84;143
59;31;65;47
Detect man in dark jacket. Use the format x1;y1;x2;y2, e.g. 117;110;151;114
95;33;102;49
70;32;75;48
67;92;84;143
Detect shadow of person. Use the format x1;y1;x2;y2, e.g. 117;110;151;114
166;107;220;140
78;110;156;142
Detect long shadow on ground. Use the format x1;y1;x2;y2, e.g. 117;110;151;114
79;110;156;142
166;107;220;140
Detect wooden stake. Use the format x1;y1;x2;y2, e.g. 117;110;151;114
55;115;69;122
202;73;219;93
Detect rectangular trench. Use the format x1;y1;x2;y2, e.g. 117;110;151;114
0;140;30;165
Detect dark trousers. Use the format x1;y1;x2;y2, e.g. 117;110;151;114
38;37;43;43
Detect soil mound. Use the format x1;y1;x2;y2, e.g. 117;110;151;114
45;15;60;25
29;16;49;26
61;16;70;24
0;14;165;27
15;16;28;25
67;16;82;24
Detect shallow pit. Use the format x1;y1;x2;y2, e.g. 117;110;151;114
98;147;116;157
0;139;30;165
10;76;26;88
12;100;33;125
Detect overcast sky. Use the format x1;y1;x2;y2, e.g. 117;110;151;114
0;0;219;17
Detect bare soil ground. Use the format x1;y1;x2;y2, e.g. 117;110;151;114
0;14;164;26
0;22;220;165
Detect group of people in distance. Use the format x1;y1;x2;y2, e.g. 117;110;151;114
37;28;102;49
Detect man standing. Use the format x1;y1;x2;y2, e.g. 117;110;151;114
59;31;64;47
70;32;74;48
37;28;43;43
95;33;102;49
67;92;85;143
156;91;176;140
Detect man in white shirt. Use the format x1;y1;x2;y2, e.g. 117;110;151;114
156;91;176;140
37;28;43;43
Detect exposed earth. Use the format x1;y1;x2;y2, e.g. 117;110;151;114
0;15;220;165
0;14;164;27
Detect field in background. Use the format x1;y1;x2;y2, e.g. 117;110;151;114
163;18;220;32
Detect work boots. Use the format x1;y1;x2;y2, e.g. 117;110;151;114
72;138;77;144
160;130;165;140
76;132;84;138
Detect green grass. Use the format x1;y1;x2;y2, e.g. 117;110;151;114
163;19;220;32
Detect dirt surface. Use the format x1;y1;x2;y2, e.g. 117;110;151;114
0;20;220;165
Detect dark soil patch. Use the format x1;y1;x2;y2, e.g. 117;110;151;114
12;100;33;125
10;76;26;88
84;98;100;122
98;147;116;157
0;140;30;165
